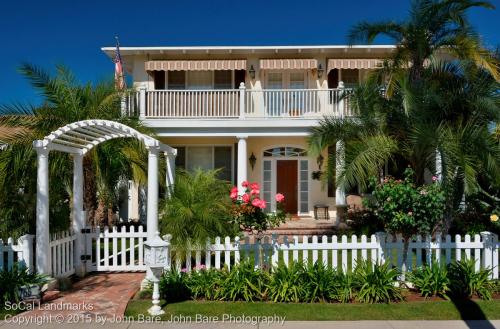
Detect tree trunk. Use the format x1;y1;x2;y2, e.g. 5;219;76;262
95;198;106;227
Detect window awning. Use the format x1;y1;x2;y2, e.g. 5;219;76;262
327;59;383;71
259;59;318;70
145;60;247;71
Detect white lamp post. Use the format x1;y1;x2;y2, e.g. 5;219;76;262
144;231;169;316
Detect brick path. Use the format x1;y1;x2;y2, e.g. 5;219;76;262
17;272;144;320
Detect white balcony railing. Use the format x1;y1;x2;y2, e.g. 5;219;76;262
126;86;353;119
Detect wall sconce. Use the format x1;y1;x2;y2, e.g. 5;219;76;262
317;64;324;79
316;154;324;170
248;65;256;80
249;152;257;170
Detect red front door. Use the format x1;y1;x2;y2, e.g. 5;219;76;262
276;160;298;214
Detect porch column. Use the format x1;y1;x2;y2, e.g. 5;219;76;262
72;153;86;277
34;141;50;275
165;151;176;198
335;140;347;220
237;135;248;193
147;145;160;241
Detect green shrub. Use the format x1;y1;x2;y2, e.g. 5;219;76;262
0;263;47;303
159;268;190;302
408;261;450;299
330;270;357;303
215;261;267;302
267;262;306;303
354;261;403;303
302;262;336;302
447;259;493;300
186;268;222;300
160;169;239;254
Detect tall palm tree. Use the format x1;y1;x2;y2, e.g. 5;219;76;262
309;60;500;231
348;0;499;84
0;64;151;237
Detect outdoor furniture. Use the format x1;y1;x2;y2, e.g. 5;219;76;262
314;204;330;220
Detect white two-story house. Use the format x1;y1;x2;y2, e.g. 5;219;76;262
101;45;394;219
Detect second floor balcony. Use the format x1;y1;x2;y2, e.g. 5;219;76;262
125;84;354;120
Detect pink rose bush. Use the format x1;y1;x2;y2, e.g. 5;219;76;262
230;181;286;236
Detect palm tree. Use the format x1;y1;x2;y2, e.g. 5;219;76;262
309;60;500;231
0;64;150;237
348;0;499;84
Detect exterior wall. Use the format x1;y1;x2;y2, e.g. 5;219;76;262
160;136;335;217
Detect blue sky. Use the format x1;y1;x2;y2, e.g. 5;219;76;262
1;0;499;104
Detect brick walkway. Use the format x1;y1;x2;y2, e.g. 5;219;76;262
18;272;144;320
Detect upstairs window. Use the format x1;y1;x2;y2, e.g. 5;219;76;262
153;71;165;90
214;71;232;89
167;71;186;90
341;69;359;88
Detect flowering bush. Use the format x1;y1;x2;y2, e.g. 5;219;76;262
230;181;286;237
367;168;445;240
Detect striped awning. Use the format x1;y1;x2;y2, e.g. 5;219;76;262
327;59;383;71
145;60;246;71
259;59;318;70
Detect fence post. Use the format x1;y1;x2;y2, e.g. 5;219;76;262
139;86;146;118
375;232;387;265
19;234;34;272
271;233;279;268
480;231;496;279
239;82;246;119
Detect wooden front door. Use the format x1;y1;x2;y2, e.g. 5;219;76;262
276;160;298;214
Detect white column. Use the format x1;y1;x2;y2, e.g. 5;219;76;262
237;135;248;193
72;153;85;277
165;152;176;198
34;143;50;275
335;140;346;206
147;146;159;241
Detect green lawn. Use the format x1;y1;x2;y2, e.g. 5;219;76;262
125;299;500;321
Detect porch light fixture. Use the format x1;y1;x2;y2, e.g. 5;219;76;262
248;65;256;80
249;152;257;170
144;232;169;316
317;64;324;79
316;154;324;170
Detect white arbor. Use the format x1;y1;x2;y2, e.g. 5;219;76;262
33;120;176;276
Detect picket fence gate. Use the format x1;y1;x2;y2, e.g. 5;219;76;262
83;225;147;272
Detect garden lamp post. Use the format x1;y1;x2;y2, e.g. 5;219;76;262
144;231;169;316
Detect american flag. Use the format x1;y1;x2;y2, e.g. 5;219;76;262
114;37;125;90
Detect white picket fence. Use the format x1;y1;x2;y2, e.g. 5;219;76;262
171;232;499;280
0;235;34;271
49;231;76;278
85;226;147;272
